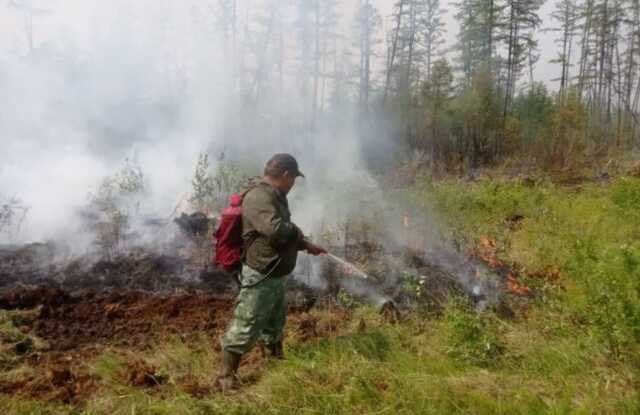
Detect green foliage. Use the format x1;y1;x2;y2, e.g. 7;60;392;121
511;82;553;148
2;306;638;414
189;151;249;213
569;239;640;357
212;151;248;204
6;176;640;414
450;67;503;165
86;158;146;258
547;89;587;168
189;152;215;212
348;329;391;361
440;300;505;367
512;83;553;126
611;177;640;211
401;271;423;298
417;175;640;361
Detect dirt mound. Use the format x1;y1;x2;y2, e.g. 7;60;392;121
3;288;234;351
0;286;72;310
0;283;327;404
0;283;319;354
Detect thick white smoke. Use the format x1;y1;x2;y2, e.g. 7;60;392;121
0;0;380;247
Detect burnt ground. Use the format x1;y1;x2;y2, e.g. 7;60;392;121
0;242;345;403
0;237;522;404
1;287;234;352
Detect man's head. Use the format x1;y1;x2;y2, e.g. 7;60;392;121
263;153;304;194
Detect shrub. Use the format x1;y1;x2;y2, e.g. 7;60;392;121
189;153;215;212
190;151;249;213
85;158;145;258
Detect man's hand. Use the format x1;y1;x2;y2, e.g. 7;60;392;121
305;242;327;256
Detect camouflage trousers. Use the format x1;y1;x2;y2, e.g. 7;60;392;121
221;266;287;356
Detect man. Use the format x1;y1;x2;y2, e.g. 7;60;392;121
216;153;327;391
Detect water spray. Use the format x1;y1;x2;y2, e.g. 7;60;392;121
326;253;370;280
325;253;400;319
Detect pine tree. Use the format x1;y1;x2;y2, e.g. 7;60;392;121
355;0;382;117
549;0;579;96
499;0;543;119
421;0;446;83
190;153;214;212
420;58;454;160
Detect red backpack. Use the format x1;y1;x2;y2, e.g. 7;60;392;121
213;192;249;273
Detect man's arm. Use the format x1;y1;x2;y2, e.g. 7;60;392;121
304;241;327;256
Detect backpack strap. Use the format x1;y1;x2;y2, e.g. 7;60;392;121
239;184;259;261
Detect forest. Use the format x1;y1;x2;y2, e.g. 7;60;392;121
1;1;640;414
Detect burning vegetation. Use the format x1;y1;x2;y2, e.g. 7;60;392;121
1;171;637;413
0;194;530;405
2;0;640;411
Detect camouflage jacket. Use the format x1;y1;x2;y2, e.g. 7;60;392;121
241;179;305;278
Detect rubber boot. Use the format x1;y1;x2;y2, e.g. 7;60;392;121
215;351;241;392
265;341;284;360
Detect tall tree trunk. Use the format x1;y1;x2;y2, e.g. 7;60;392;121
383;0;405;106
312;0;320;133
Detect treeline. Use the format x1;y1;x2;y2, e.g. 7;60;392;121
371;0;640;170
7;1;640;171
208;0;640;171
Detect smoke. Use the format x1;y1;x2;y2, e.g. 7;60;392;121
1;1;501;309
0;0;388;248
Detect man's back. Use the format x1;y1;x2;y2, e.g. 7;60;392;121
241;180;301;277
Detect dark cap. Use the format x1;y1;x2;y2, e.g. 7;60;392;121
265;153;305;178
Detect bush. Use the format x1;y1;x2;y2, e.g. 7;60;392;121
189;151;249;213
85;158;145;258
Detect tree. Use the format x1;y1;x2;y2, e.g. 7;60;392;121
190;153;215;212
421;0;447;83
454;0;500;88
420;58;454;161
499;0;544;121
355;0;382;118
383;0;406;105
549;0;579;97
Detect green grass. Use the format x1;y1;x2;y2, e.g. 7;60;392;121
2;176;640;414
2;306;637;414
420;176;640;360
